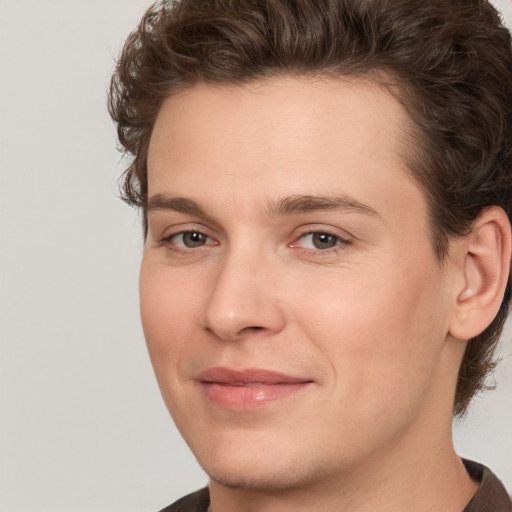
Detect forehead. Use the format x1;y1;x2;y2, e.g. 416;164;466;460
147;77;423;223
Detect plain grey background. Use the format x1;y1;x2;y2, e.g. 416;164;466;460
0;1;511;511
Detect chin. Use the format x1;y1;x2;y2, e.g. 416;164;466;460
200;458;326;492
192;437;337;493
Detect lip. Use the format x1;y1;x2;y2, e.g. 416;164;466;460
197;367;313;410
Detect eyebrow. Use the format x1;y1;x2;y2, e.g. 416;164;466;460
266;194;381;219
146;193;381;219
147;195;206;216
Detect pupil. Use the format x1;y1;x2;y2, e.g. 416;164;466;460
313;232;337;249
184;232;205;247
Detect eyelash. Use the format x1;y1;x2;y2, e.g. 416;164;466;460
290;230;352;256
158;228;352;258
159;230;217;253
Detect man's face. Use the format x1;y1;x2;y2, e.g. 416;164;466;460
141;78;458;490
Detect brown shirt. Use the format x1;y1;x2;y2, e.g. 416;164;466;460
160;460;511;512
463;460;512;512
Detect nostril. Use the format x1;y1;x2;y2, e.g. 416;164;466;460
240;326;264;334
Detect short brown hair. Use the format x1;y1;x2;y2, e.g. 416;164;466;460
109;0;512;415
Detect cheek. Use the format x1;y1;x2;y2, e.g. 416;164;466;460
293;259;448;407
139;259;200;371
138;259;211;426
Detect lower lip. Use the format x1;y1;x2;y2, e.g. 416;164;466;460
200;382;311;409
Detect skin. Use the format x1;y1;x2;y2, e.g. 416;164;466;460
141;77;480;511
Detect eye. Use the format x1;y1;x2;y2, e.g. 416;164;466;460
166;230;215;249
303;232;341;250
292;230;352;251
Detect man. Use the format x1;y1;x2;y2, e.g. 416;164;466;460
109;0;512;510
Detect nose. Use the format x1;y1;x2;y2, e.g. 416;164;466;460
202;247;286;341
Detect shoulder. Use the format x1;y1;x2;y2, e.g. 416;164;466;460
463;460;512;512
158;487;210;512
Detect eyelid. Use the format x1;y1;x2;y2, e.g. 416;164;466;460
147;209;223;237
291;225;353;242
156;223;219;249
165;231;216;248
289;226;354;254
155;219;211;237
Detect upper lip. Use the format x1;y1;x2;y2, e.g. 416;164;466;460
197;367;312;385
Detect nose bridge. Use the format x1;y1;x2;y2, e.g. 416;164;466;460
202;240;285;341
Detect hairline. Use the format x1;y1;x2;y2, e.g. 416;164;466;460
142;71;449;261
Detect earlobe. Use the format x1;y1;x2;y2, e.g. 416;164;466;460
449;206;511;341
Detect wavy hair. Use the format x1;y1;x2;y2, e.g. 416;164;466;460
109;0;512;415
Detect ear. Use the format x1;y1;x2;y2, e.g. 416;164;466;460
449;206;511;341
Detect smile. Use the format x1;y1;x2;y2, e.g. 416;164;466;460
197;367;314;409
